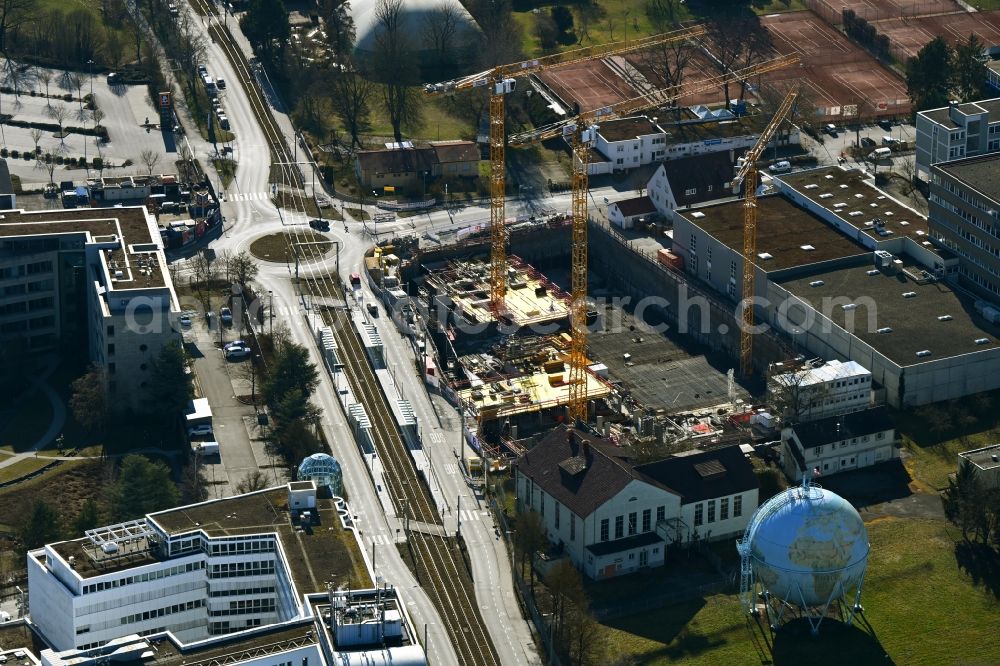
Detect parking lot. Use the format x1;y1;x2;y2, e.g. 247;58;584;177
2;64;176;188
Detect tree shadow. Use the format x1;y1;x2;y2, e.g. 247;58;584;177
954;540;1000;600
817;459;913;509
602;597;706;646
771;615;895;666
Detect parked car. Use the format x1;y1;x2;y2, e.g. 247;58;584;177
860;137;876;149
179;314;192;327
824;123;838;137
366;302;379;317
225;347;252;361
768;160;792;174
309;218;330;232
216;77;226;89
187;424;214;439
220;306;233;325
197;64;208;77
219;116;230;131
877;119;893;131
224;340;248;351
882;135;898;146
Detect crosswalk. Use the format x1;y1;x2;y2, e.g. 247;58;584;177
369;533;396;546
458;510;486;524
223;191;271;202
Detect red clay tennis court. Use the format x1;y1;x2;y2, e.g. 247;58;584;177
536;60;638;113
625;49;738;108
763;12;910;120
875;11;1000;59
805;0;963;24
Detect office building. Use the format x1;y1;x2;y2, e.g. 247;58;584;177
915;98;1000;180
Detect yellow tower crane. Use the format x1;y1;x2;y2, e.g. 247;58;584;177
424;25;707;318
732;87;799;377
509;54;800;421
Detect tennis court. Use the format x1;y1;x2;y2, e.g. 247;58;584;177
805;0;963;24
875;11;1000;59
536;60;639;113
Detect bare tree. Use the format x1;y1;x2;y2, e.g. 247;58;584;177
35;156;57;184
139;148;160;175
105;25;124;69
29;127;43;154
371;0;422;144
226;250;259;289
768;363;826;426
465;0;522;69
36;68;52;105
645;0;681;31
235;470;270;494
51;105;69;144
0;0;33;55
130;19;143;66
575;0;603;44
332;66;374;150
92;107;105;130
640;40;692;120
66;72;85;119
707;12;768;110
422;3;462;74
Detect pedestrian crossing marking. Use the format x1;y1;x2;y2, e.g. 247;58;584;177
223;191;271;202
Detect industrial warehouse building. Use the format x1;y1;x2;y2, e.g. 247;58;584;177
514;426;758;579
672;166;1000;407
0;206;181;411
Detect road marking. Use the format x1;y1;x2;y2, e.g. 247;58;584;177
444;463;458;476
429;432;445;445
226;191;270;202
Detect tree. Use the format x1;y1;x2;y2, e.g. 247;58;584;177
241;0;290;68
225;250;259;289
906;37;953;112
139;148;160;175
645;0;681;32
107;455;180;521
513;510;546;593
36;156;57;184
953;33;988;103
67;72;85;118
321;0;355;61
551;6;574;36
263;339;320;411
465;0;522;69
422;3;463;75
575;0;603;44
37;68;52;105
943;461;985;542
105;24;124;68
146;341;193;416
236;469;270;494
371;0;423;144
19;500;62;551
30;127;42;154
72;498;101;536
51;104;69;144
640;39;691;120
0;0;33;55
768;363;825;425
535;13;558;50
70;364;109;433
332;67;374;150
707;11;767;110
92;107;105;130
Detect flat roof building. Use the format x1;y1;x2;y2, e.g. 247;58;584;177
915;98;1000;180
958;443;1000;488
928;153;1000;304
0;206;181;410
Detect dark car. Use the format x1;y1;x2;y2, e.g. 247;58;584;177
860;137;876;149
877;119;893;131
309;219;330;232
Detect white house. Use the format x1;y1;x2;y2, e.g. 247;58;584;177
515;426;758;579
781;406;897;482
646;152;737;223
592;117;666;175
608;195;658;230
770;359;872;423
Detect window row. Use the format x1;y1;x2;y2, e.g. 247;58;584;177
693;495;742;527
209;586;276;598
83;561;205;594
598;506;667;542
208;561;275;578
120;599;205;625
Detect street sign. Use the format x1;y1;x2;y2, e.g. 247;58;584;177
383;186;395;193
159;92;172;109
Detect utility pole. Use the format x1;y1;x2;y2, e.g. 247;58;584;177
268;290;274;336
457;495;462;538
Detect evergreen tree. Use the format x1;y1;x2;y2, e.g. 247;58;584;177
953;33;988;103
108;455;180;521
147;341;193;417
72;498;101;536
19;500;62;551
906;37;954;112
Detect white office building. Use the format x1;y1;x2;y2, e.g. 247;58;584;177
770;359;873;423
781;406;898;482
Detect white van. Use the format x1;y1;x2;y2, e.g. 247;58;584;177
868;147;892;161
882;135;898;146
768;160;792;174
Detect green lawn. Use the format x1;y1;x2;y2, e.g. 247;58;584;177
969;0;1000;8
0;457;54;484
599;518;1000;665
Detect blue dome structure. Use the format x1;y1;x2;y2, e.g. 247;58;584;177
737;481;869;634
298;453;343;497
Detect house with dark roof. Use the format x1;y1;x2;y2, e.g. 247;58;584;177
589;117;666;176
645;152;739;223
355;141;480;191
608;195;658;230
514;425;758;579
780;406;897;482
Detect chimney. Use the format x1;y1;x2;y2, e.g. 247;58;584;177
567;429;578;455
583;438;592;460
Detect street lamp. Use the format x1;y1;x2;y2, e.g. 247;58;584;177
268;290;273;336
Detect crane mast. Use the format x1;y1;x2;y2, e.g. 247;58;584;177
425;26;707;318
734;88;799;377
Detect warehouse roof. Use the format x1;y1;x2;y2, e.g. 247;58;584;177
776;259;1000;365
677;195;869;271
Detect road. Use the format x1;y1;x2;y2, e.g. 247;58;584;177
175;3;546;664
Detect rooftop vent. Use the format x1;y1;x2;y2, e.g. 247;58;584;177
691;211;706;218
804;183;819;189
975;338;990;345
825;174;834;180
809;280;825;287
819;193;833;199
916;230;926;236
884;211;894;216
938;315;953;321
757;252;773;260
840;184;849;189
113;270;124;280
801;244;815;251
923;241;932;246
867;269;880;276
877;195;885;200
849;211;863;217
899;220;909;226
877;327;893;334
865;221;874;227
902;291;917;298
855;193;864;199
870;203;879;208
916;350;932;358
842;303;858;310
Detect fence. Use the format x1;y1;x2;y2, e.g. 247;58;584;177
804;0;961;26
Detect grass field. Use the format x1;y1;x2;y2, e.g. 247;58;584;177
600;517;1000;665
328;92;472;143
249;231;331;263
969;0;1000;8
0;459;107;535
0;457;54;484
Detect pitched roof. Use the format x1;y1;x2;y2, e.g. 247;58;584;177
611;195;657;218
515;425;675;518
356;147;436;175
658;151;739;207
597;116;663;142
635;445;758;505
429;140;479;163
789;406;894;450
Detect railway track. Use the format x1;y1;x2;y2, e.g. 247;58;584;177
194;6;501;663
